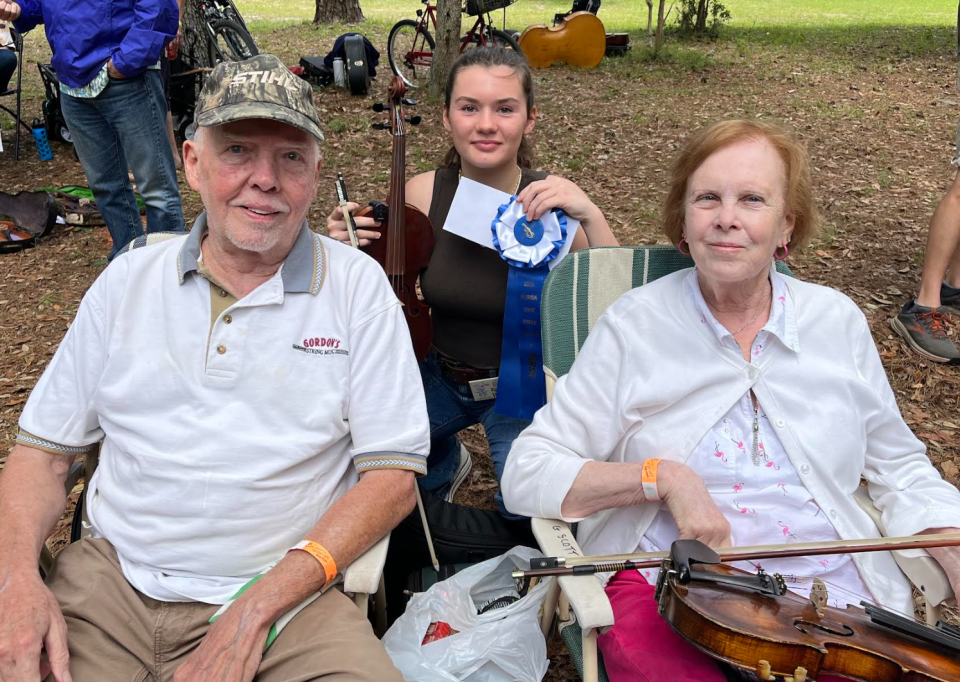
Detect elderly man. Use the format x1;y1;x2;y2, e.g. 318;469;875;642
0;55;426;682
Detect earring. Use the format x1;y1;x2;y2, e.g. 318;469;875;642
678;238;691;256
774;242;789;261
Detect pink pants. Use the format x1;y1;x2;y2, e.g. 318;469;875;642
597;570;846;682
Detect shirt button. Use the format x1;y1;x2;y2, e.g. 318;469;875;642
217;344;227;354
800;464;810;474
830;509;838;519
219;289;228;298
775;419;785;428
223;314;232;324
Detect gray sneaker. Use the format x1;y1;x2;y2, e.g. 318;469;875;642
445;444;473;503
890;301;960;364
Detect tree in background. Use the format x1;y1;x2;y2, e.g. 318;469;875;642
677;0;730;36
314;0;364;24
429;0;460;98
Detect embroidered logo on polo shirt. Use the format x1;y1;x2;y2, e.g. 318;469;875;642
292;336;349;356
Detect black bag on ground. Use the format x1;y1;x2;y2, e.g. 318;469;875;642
299;56;333;87
384;484;537;626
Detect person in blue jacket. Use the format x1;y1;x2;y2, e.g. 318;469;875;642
0;0;184;257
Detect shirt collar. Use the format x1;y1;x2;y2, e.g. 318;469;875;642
177;212;325;295
685;265;801;354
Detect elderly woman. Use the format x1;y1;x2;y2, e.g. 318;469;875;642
501;120;960;682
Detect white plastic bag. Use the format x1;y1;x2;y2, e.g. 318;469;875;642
382;546;553;682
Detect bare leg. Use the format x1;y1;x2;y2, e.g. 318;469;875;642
165;111;182;170
917;168;960;307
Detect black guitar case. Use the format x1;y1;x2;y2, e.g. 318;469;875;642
343;34;370;96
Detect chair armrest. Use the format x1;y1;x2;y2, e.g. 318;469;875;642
342;533;389;596
853;487;954;606
531;517;614;630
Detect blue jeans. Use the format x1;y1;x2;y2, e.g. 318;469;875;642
60;70;183;258
419;352;531;518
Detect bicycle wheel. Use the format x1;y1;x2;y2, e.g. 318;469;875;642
388;19;435;89
208;19;259;65
485;28;522;52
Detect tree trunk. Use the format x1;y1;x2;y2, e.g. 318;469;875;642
695;0;709;33
646;0;653;35
313;0;364;24
654;0;666;54
182;0;214;69
428;0;460;99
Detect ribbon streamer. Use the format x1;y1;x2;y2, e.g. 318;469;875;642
491;198;566;420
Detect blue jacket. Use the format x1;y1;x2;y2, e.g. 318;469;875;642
14;0;178;89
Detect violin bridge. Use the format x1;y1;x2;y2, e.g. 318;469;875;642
809;578;828;618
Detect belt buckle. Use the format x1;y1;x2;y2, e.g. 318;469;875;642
468;377;498;401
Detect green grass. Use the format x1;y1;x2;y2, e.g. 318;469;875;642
235;0;959;32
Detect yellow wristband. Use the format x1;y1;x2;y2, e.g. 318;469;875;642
641;458;661;502
290;540;338;587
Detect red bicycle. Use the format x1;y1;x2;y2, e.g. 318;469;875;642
388;0;521;89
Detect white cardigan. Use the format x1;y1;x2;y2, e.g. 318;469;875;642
501;268;960;613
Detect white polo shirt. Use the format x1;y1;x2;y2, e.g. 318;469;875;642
18;216;430;604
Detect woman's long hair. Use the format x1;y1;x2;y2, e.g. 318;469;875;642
440;47;535;169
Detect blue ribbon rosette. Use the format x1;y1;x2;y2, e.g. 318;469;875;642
491;197;567;420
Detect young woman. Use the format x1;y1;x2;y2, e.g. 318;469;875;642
326;47;618;516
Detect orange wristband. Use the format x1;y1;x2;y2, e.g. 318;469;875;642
290;540;338;587
641;458;662;502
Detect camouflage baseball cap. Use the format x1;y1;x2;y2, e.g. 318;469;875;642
195;54;324;141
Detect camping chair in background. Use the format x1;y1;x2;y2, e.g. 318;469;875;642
531;245;956;682
0;25;28;161
37;232;392;635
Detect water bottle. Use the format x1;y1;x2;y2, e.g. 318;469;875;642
333;57;346;88
31;119;54;161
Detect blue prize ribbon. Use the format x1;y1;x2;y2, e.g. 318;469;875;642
491;201;567;419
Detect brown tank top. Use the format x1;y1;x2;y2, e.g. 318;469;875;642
421;166;548;368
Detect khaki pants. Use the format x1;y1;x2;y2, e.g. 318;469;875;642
45;538;403;682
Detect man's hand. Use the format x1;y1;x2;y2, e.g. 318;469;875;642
0;568;71;682
106;59;125;80
0;0;20;22
166;29;181;60
172;600;270;682
658;460;732;548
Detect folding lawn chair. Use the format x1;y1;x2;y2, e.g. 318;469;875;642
0;25;29;161
530;245;955;682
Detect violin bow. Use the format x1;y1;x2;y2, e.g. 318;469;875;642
511;532;960;579
335;173;360;248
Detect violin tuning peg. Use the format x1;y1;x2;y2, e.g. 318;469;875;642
371;122;389;131
371;102;385;112
404;115;422;126
402;97;417;106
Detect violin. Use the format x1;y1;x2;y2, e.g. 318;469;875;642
356;77;434;360
517;11;606;69
654;540;960;682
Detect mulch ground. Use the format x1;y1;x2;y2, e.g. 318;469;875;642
1;22;959;680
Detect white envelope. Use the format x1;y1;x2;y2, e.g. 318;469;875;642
441;176;579;270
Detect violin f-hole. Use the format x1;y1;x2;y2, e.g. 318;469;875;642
794;620;855;637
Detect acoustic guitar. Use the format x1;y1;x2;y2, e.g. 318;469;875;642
517;11;606;69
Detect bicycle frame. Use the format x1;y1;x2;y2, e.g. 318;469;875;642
405;0;496;68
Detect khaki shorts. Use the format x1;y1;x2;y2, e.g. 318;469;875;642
45;537;403;682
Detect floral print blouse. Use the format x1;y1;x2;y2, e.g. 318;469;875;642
635;267;874;609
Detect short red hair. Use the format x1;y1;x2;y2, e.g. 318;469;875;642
661;119;820;249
